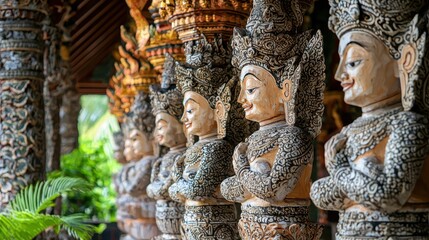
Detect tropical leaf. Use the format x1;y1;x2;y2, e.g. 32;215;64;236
0;211;97;240
9;177;91;213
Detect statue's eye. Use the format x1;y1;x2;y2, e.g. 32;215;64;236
346;60;362;69
186;109;193;114
247;88;257;94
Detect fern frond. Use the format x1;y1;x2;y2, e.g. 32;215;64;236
10;177;91;213
0;211;97;240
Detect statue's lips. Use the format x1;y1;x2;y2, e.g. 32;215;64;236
242;104;252;112
341;80;354;91
184;123;191;129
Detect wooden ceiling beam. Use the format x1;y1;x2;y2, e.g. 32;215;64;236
72;0;120;43
71;19;121;67
74;0;107;27
71;34;118;80
70;9;125;56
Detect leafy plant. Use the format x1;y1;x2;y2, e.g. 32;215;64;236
0;177;99;240
51;95;121;222
57;140;120;222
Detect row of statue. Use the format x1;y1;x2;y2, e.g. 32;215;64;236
109;0;429;239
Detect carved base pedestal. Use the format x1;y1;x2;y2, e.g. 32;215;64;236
154;200;184;240
337;210;429;240
182;204;239;240
116;194;160;240
238;205;323;240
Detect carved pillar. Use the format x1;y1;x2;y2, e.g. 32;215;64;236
60;87;80;155
159;1;252;239
219;0;325;239
43;22;63;173
0;0;48;209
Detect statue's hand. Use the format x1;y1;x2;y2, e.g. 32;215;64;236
233;142;249;174
325;133;348;173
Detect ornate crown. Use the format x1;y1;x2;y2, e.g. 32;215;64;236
176;34;232;108
231;0;315;87
125;91;155;139
231;0;325;138
328;0;428;59
150;53;184;121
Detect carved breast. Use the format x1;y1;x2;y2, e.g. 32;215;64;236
182;143;203;181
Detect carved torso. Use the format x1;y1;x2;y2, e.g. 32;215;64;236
342;109;429;208
115;156;160;239
311;108;429;239
147;149;185;200
170;138;234;205
240;122;313;206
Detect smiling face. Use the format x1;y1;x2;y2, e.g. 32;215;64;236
123;129;153;161
181;91;217;137
155;112;187;148
335;31;401;108
238;69;284;124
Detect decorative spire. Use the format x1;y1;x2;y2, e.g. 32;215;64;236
159;0;252;43
145;0;185;73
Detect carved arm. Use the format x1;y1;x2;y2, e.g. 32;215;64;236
236;127;313;203
335;113;429;212
174;141;233;201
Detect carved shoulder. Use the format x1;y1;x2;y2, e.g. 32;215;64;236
201;139;233;161
277;126;313;163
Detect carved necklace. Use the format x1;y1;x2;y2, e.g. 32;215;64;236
344;107;401;160
247;121;286;161
184;142;204;166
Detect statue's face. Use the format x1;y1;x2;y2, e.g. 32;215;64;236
155;112;186;148
335;31;400;108
123;129;153;161
238;68;284;123
181;91;217;137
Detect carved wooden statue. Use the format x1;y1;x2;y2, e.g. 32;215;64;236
310;0;429;239
168;34;240;239
220;0;325;239
147;53;187;240
115;92;160;240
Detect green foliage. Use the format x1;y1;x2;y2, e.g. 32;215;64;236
57;140;120;222
0;177;98;240
53;94;121;222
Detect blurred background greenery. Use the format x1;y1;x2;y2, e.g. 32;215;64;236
52;95;121;222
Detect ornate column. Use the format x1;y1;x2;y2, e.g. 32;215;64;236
0;0;48;208
43;21;63;173
160;1;252;239
310;0;429;239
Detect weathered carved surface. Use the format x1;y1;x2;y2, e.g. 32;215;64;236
148;53;187;240
114;92;160;240
220;0;325;239
170;34;241;240
310;0;429;239
0;1;48;209
60;88;79;155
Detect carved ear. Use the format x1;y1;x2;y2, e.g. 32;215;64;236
281;79;293;102
215;101;226;120
399;43;418;111
400;44;417;74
